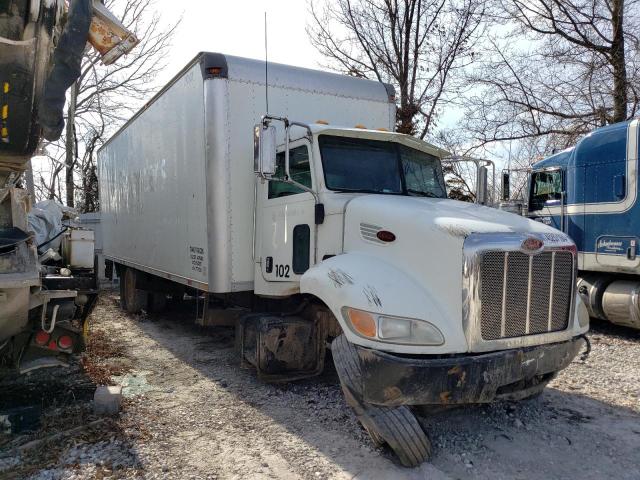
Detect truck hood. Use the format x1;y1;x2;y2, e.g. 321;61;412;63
338;195;570;354
345;195;559;239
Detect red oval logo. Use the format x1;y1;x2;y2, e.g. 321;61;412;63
522;237;544;251
377;230;396;242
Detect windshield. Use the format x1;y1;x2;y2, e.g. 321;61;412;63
319;135;447;198
529;170;563;211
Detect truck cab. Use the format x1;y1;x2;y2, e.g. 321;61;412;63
251;116;587;363
527;119;640;329
254;121;589;351
248;119;590;464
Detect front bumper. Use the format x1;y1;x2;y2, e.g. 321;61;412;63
357;337;584;406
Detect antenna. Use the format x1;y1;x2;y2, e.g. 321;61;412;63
264;11;269;113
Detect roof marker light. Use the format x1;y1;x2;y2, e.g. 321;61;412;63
354;124;367;129
315;120;329;125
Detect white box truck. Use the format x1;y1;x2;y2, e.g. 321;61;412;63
98;52;589;467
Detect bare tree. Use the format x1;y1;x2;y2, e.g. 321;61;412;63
432;129;479;200
307;0;487;137
35;0;178;211
465;0;640;150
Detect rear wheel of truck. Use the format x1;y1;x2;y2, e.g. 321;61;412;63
331;334;432;467
122;268;146;314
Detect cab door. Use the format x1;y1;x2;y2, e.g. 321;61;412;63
254;139;316;296
528;168;565;230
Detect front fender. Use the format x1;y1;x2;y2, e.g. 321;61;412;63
300;253;468;354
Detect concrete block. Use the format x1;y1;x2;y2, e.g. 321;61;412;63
94;385;122;415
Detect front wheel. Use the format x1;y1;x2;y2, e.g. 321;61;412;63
331;334;432;467
360;404;432;467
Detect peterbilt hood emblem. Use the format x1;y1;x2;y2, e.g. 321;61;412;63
521;237;544;252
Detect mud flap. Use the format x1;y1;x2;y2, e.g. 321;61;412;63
238;314;326;382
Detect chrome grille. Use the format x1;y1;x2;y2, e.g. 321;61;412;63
479;252;504;340
551;253;573;330
479;250;573;340
505;253;529;337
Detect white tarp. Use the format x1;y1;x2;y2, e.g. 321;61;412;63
28;200;74;251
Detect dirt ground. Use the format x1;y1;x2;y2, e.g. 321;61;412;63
2;291;640;479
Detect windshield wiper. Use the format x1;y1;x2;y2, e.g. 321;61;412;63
406;189;440;198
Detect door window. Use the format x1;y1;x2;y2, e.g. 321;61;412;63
529;170;563;211
268;146;312;199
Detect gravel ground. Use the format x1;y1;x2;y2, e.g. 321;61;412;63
2;291;639;479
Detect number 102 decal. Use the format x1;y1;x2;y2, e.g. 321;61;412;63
275;264;290;278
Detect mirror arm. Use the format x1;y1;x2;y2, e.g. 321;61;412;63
289;121;313;138
262;114;289;128
281;178;319;203
285;125;291;181
259;115;318;201
442;156;495;205
284;121;313;181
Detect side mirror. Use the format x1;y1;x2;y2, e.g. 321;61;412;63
253;123;277;177
502;171;510;201
477;166;488;205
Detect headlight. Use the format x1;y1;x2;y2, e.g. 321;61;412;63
342;307;444;346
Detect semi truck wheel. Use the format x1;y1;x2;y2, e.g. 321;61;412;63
331;335;432;467
360;403;432;467
122;268;146;314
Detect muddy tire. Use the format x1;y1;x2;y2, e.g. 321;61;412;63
331;334;363;392
331;334;432;467
362;404;432;467
364;424;385;447
122;268;146;314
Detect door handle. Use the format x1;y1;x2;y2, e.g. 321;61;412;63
628;241;637;261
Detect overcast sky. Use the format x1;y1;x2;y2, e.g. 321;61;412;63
155;0;325;85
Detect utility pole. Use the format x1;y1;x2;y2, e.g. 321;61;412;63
65;80;78;208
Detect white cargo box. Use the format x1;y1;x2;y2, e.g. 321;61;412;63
98;52;395;293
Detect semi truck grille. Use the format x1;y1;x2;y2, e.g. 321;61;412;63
479;251;573;340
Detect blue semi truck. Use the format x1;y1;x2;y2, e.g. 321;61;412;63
521;118;640;329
